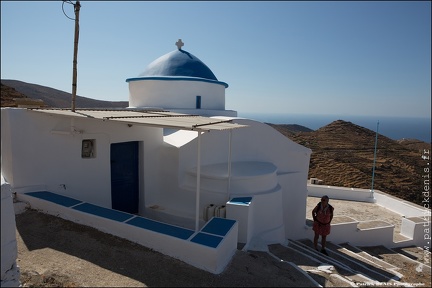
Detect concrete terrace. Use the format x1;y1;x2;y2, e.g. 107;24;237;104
306;196;407;242
146;195;413;242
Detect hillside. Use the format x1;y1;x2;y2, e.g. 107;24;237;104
1;83;29;106
273;120;430;206
266;123;314;137
1;80;430;206
1;79;128;108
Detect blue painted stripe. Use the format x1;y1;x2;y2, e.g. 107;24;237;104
72;203;133;222
126;217;194;240
201;217;236;237
190;232;223;248
125;76;229;88
229;197;252;205
25;191;82;207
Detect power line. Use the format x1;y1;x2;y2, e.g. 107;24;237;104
62;1;76;21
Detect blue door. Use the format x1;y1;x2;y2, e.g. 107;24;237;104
110;141;139;214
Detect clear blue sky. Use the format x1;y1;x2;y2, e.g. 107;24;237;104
1;1;431;118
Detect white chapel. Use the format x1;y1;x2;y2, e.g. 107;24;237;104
2;40;429;283
1;40;312;274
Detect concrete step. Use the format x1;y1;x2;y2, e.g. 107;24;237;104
242;250;321;287
358;245;431;287
287;239;375;285
392;246;432;267
358;245;428;269
268;243;356;287
300;239;395;283
293;239;418;287
324;242;402;282
339;243;399;270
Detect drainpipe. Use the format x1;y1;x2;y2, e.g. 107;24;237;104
227;130;232;202
195;131;202;232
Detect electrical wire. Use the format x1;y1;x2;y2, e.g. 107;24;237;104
62;0;76;21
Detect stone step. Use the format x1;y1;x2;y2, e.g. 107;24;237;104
339;243;399;270
268;243;356;287
358;245;431;287
391;246;432;267
324;242;402;282
242;250;320;287
287;239;375;285
294;239;413;286
358;245;427;269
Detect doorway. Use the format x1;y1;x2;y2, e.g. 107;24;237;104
110;141;139;214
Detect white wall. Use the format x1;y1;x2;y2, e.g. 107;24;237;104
307;183;431;248
374;192;430;218
175;119;311;180
17;192;239;275
1;177;20;287
2;109;312;249
128;80;225;110
308;184;430;218
159;118;311;241
1;108;163;211
307;184;376;203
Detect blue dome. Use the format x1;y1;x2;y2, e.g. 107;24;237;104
139;49;218;81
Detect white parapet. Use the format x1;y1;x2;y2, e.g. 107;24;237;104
17;191;238;274
1;177;20;287
307;183;376;203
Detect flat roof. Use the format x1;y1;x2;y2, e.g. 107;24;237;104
28;108;247;132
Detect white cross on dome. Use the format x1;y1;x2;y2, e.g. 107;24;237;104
175;39;184;50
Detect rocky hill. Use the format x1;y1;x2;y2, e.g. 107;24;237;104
1;83;29;106
1;80;430;206
273;120;430;206
1;79;128;108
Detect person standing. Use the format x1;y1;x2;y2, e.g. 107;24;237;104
312;195;334;255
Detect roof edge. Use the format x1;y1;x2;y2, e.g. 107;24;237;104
125;76;229;88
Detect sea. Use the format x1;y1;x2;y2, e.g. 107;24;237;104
238;112;431;143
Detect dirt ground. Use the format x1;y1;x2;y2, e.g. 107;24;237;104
15;197;430;287
15;209;315;287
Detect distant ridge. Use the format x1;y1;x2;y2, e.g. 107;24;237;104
266;123;313;137
276;120;430;205
1;79;128;109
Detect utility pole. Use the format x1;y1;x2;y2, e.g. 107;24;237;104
370;120;379;198
71;1;80;112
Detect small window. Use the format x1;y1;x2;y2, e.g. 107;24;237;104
82;139;96;158
196;95;202;109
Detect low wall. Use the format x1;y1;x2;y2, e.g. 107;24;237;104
307;184;376;203
308;184;430;218
399;217;431;249
373;193;429;218
354;221;395;247
226;197;253;244
326;217;359;243
305;219;395;247
1;179;20;287
307;183;431;248
17;191;238;274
